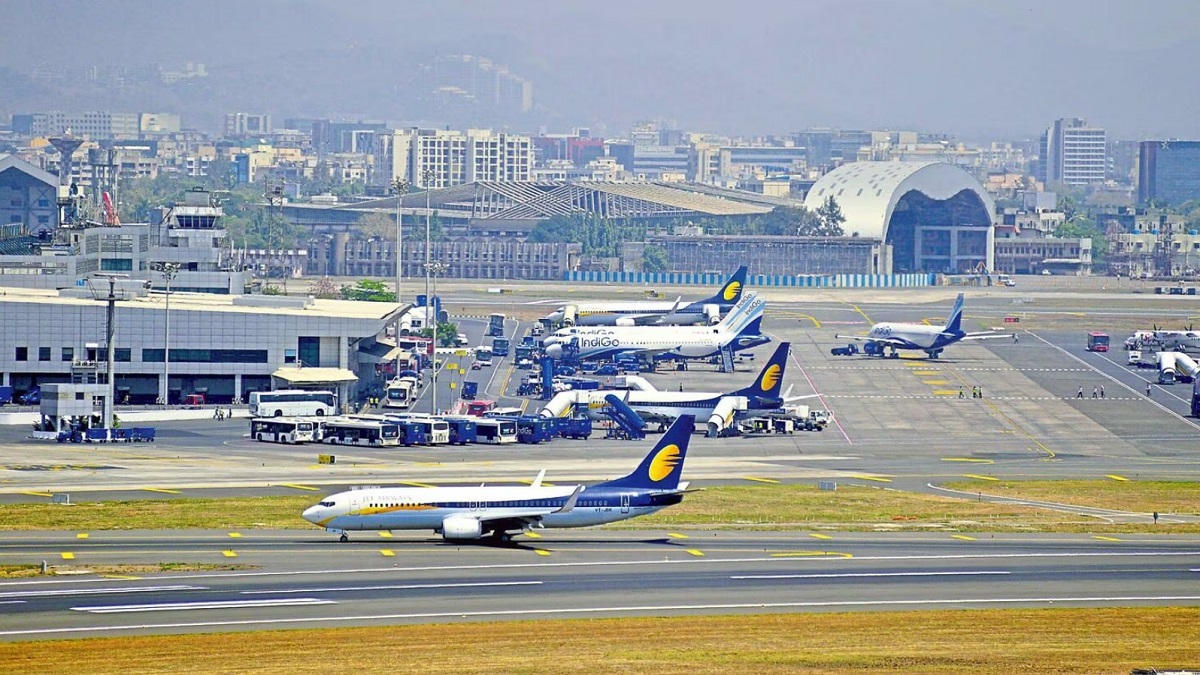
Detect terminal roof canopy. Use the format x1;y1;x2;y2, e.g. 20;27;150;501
272;367;359;385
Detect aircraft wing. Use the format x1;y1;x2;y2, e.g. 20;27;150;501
471;486;583;531
835;334;908;347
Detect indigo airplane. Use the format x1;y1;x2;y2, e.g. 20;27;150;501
544;265;747;326
301;415;696;543
835;293;1008;359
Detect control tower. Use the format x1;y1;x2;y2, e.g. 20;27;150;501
48;135;84;188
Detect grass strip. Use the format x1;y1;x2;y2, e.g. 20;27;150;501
0;482;1196;533
944;479;1200;515
0;607;1195;673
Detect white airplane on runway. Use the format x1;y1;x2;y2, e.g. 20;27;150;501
301;415;696;543
835;293;1009;359
539;342;816;436
542;292;770;362
544;265;748;326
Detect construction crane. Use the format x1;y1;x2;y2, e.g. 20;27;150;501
101;191;121;227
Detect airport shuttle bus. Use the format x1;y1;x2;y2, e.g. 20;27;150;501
404;417;450;445
1086;332;1110;352
249;417;317;444
249;390;337;417
320;418;402;447
384;377;418;409
475;417;518;444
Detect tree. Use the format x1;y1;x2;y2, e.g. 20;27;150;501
307;276;341;299
340;279;396;302
814;195;846;236
419;321;459;347
1055;218;1109;265
642;244;668;272
356;211;396;244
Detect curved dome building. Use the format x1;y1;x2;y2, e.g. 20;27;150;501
803;161;994;273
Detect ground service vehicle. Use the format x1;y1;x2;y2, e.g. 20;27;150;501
321;418;402;447
488;313;506;337
492;336;510;357
466;399;496;416
250;417;317;444
384;377;418;409
1086;332;1110;352
475;417;518;444
0;386;12;405
475;347;494;367
250;390;337;417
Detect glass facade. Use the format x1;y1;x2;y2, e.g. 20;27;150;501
1139;141;1200;207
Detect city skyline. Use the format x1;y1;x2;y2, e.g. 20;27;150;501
1;0;1198;140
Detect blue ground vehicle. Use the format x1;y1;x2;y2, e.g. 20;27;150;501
555;416;592;440
595;364;619;376
0;386;12;406
393;421;427;446
492;336;511;357
462;381;479;400
511;416;554;444
442;417;478;445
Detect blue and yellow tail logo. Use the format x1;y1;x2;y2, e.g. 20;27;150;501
759;364;781;392
722;281;742;302
648;444;682;482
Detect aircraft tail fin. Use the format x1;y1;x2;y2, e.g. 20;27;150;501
703;265;748;305
944;293;965;334
735;342;789;398
716;292;763;334
597;415;694;490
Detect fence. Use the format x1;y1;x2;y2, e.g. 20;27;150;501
562;271;938;288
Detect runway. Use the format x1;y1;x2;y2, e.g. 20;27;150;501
1;529;1199;639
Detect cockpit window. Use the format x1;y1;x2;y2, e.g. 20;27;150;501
318;501;335;507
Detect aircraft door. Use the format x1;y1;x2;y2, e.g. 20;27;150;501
349;493;363;516
620;493;630;514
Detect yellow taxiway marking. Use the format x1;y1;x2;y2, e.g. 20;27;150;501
227;532;242;538
144;488;181;494
686;549;705;557
667;533;689;540
380;549;395;557
743;476;780;484
932;389;960;396
221;550;238;558
771;551;854;559
850;474;892;483
962;474;999;481
808;533;833;540
951;534;977;541
1093;536;1122;542
942;457;995;464
1106;474;1129;482
279;483;320;491
518;479;554;486
395;481;436;489
60;552;75;560
523;531;543;539
922;380;950;386
101;574;141;580
20;491;53;498
76;533;89;539
912;370;939;376
413;462;444;467
378;532;393;538
848;303;873;324
534;549;551;557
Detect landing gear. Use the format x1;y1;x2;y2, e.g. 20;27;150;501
339;533;349;543
927;349;942;360
489;530;513;544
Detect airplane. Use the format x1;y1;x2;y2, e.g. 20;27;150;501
834;293;1009;359
544;265;748;326
301;415;697;543
541;292;770;362
539;342;816;436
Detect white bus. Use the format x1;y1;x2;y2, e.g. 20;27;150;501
249;417;317;444
249;390;337;417
321;418;402;447
384;377;418;409
382;414;450;445
475;417;518;444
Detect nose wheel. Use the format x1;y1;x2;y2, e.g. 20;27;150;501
339;533;349;543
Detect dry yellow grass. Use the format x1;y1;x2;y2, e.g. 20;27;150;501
0;608;1195;674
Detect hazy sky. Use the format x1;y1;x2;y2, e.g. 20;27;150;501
3;0;1198;139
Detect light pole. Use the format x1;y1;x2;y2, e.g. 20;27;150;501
424;261;449;414
421;168;436;319
153;262;180;405
90;274;128;429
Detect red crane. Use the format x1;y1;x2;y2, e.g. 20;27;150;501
101;191;121;226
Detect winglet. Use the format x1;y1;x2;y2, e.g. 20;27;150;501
556;485;583;514
531;469;546;489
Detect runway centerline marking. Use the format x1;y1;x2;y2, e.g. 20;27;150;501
241;581;542;595
24;595;1200;637
71;598;335;614
730;571;1010;580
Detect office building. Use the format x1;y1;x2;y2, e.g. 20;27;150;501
373;128;533;188
1038;118;1106;185
1138;140;1200;206
11;111;142;140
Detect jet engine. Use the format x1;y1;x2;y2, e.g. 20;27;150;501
562;305;577;327
707;396;747;437
703;304;721;325
615;317;636;326
441;515;483;540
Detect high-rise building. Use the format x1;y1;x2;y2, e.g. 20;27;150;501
11;111;142;140
1038;118;1106;186
373;128;533;188
224;113;272;137
1138;140;1200;206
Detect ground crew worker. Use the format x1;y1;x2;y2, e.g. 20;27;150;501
1013;333;1019;344
1100;385;1105;399
1146;382;1152;396
1076;386;1084;398
958;387;965;398
1092;386;1098;398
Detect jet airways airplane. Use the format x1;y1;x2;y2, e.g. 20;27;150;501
301;415;696;543
835;292;1008;359
544;265;748;326
542;292;769;362
539;342;814;436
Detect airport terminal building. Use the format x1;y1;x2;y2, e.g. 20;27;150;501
0;285;402;405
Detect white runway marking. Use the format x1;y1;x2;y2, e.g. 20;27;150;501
12;595;1200;636
71;598;335;614
241;580;542;595
0;601;25;605
0;585;206;599
730;571;1011;580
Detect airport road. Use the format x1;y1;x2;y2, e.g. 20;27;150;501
1;530;1198;639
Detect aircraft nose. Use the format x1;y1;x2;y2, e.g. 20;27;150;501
301;505;322;524
545;343;562;359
